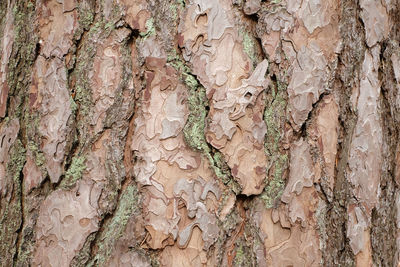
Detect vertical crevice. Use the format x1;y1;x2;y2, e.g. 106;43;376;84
370;1;400;261
321;0;366;264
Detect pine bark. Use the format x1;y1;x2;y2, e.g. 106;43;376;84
0;0;399;266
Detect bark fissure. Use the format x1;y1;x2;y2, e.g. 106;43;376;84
320;0;366;264
370;6;400;261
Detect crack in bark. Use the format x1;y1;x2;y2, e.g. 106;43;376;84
12;140;26;266
370;23;400;264
320;0;366;264
170;46;240;193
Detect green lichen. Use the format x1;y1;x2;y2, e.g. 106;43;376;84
23;110;43;174
88;184;139;266
104;32;134;128
261;80;288;208
185;74;199;90
8;139;26;183
71;18;110;144
2;116;9;124
74;11;117;104
105;21;115;31
27;1;34;9
177;0;186;6
139;18;155;39
6;1;38;119
182;77;238;190
169;0;185;19
182;79;235;184
60;156;86;188
169;3;178;20
167;49;191;74
27;141;46;167
260;154;287;208
69;96;78;113
0;139;25;264
74;84;90;116
167;49;241;193
234;243;245;266
233;237;255;267
77;4;95;32
240;30;257;66
183;85;208;151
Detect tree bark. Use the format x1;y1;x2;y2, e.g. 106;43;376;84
0;0;399;266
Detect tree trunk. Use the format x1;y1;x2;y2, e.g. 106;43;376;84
1;0;399;266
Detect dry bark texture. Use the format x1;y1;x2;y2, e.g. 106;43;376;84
0;0;400;266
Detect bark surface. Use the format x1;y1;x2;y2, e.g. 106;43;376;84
0;0;399;266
